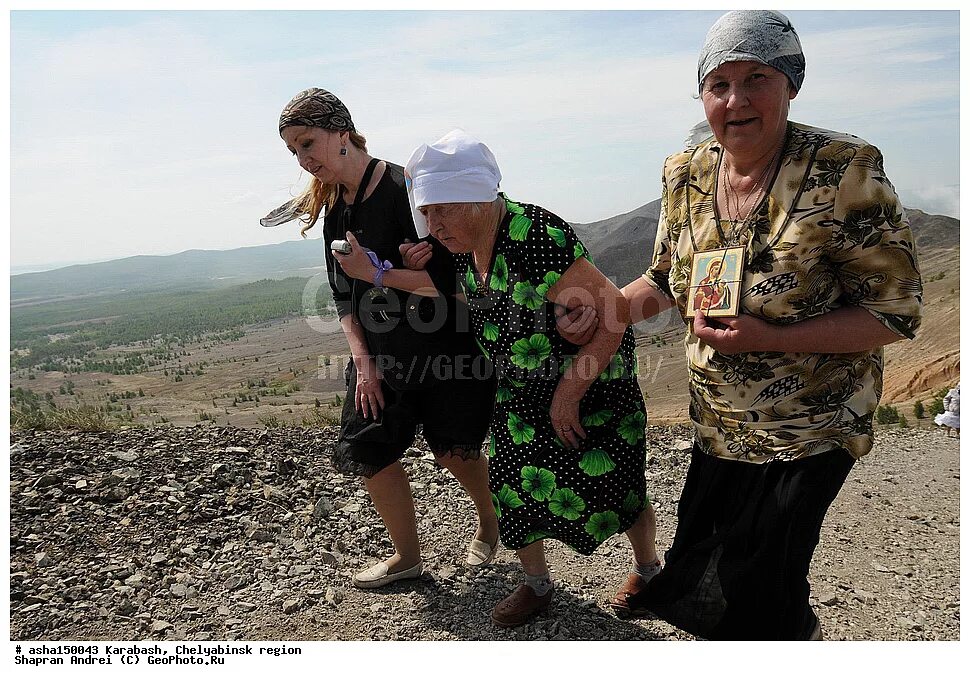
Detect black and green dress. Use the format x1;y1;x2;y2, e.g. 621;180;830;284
454;195;650;555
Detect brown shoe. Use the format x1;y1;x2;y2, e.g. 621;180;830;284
491;584;554;628
609;573;651;619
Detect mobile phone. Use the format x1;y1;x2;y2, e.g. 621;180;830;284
330;239;352;254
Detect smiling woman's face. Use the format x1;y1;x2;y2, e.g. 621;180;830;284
701;60;795;161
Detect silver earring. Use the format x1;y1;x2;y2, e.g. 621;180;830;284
340;147;348;156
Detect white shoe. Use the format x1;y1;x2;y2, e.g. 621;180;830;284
352;560;423;589
466;538;498;567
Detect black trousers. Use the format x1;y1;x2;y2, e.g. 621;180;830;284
630;445;854;640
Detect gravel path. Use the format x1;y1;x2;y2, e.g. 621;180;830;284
9;425;959;641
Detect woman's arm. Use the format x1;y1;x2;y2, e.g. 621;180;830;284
333;232;439;297
558;162;678;345
555;266;677;345
320;217;385;418
546;257;630;448
692;306;905;355
623;276;677;325
339;312;385;419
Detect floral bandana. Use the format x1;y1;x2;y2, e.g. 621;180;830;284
278;87;355;134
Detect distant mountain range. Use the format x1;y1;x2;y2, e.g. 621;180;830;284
572;202;960;287
10;203;958;303
10;239;329;302
571;201;662;288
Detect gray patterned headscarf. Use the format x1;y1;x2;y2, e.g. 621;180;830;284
261;88;356;228
277;88;355;135
697;10;805;93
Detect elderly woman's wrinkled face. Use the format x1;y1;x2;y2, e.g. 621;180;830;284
701;61;795;160
419;203;481;253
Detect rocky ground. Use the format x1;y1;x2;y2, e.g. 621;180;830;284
9;425;959;641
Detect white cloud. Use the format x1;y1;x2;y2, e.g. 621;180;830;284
9;10;961;267
900;185;960;220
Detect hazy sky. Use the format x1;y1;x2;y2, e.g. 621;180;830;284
9;9;960;270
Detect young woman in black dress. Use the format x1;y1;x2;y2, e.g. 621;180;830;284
265;89;499;588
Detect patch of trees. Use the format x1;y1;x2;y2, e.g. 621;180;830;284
10;278;331;373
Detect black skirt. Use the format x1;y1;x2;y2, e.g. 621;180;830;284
629;445;854;640
333;358;496;478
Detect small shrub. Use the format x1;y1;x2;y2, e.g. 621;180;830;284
898;415;908;428
10;404;49;430
258;414;289;428
913;400;925;419
875;405;900;425
929;388;948;417
301;408;340;428
11;403;115;432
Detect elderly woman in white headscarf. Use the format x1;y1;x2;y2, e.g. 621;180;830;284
399;129;660;628
561;10;923;639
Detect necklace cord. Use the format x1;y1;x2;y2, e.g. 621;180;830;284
719;145;782;245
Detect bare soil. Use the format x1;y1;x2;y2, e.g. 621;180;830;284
11;247;956;429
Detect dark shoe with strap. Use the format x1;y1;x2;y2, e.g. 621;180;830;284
490;584;554;628
609;568;662;619
609;573;648;618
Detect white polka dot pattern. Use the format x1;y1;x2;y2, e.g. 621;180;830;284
457;196;650;555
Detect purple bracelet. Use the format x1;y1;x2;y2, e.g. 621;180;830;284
365;250;394;288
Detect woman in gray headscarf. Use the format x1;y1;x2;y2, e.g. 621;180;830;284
561;10;923;639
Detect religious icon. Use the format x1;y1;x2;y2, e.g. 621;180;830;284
687;246;744;318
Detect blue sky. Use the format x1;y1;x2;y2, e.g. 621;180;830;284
9;9;960;270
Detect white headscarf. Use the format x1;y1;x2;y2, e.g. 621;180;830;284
405;129;502;238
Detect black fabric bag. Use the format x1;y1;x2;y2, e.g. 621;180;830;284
341;159;449;391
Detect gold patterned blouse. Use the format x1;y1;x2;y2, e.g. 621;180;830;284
642;122;923;463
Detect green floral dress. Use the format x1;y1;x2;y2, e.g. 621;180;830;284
455;195;649;555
